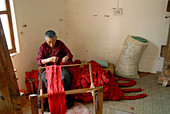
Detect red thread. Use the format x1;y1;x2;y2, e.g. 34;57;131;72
69;60;147;101
46;65;67;114
121;88;142;93
122;93;147;100
115;78;136;87
25;70;39;94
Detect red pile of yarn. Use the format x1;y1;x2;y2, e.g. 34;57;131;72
69;60;146;102
25;70;39;94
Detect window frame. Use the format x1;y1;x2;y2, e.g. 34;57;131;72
167;0;170;12
0;0;16;54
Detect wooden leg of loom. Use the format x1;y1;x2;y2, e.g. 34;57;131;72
89;63;97;114
96;87;103;114
30;94;38;114
92;90;97;114
30;81;34;94
39;68;44;114
40;89;44;114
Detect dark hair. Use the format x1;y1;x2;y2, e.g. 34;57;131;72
45;30;57;39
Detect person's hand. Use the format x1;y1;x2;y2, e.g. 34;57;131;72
49;56;59;62
62;56;69;64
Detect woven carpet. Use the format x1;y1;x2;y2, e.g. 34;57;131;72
83;74;170;114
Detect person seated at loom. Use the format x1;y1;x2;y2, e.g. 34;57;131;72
36;30;74;111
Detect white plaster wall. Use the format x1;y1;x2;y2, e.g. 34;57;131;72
11;0;66;89
66;0;170;73
10;0;170;90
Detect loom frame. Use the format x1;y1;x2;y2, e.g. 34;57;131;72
29;63;103;114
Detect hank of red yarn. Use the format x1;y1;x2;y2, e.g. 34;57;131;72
25;70;39;94
69;60;147;101
46;65;67;114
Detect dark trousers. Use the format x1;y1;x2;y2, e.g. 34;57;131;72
38;68;74;111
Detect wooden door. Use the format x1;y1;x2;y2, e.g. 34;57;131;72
0;19;22;113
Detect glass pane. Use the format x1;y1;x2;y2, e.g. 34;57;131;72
0;14;12;49
0;0;6;11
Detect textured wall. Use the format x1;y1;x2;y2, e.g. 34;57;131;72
66;0;170;73
11;0;170;89
11;0;66;89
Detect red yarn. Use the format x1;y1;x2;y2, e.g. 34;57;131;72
115;78;136;87
46;65;67;114
121;88;142;93
122;93;147;100
69;60;147;101
25;60;147;113
130;107;134;110
25;70;39;94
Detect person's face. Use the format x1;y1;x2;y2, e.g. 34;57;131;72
45;36;56;48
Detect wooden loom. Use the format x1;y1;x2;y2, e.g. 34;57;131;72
29;63;103;114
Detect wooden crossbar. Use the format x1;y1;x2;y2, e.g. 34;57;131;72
38;86;102;98
29;63;103;114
